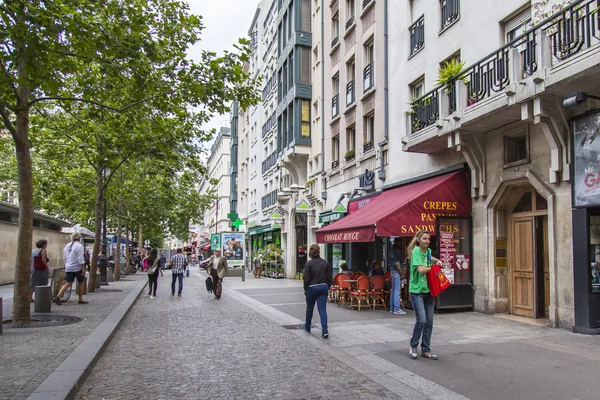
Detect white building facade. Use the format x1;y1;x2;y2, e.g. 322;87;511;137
205;127;232;235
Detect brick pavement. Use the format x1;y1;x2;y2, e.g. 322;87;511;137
77;270;399;400
0;274;146;400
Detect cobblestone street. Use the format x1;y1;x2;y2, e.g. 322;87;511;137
77;270;397;400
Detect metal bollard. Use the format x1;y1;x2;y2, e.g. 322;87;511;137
34;286;52;313
95;273;101;289
107;271;114;282
76;277;88;295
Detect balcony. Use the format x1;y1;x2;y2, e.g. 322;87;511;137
331;36;339;49
345;16;355;31
261;189;279;209
261;74;276;101
332;94;340;118
332;160;339;169
440;0;460;32
363;141;374;153
363;62;374;93
409;15;425;57
262;112;276;138
405;0;600;153
346;80;356;107
261;150;278;175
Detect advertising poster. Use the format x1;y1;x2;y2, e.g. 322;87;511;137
332;244;343;272
573;110;600;207
439;231;455;284
455;254;470;271
211;234;221;251
221;232;245;267
589;216;600;293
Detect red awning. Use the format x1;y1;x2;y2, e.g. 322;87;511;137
316;170;471;244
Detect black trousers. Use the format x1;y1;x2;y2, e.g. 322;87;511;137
148;272;159;295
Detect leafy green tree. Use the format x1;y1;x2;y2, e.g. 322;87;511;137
0;1;259;323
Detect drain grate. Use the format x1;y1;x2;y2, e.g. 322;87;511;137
2;314;83;329
282;324;318;330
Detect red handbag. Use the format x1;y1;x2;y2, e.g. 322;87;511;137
426;264;451;297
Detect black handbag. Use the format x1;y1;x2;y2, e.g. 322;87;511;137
205;276;213;293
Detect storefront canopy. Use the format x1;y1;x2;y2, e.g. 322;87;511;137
316;170;471;244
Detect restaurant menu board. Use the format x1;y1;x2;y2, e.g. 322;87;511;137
439;231;455;284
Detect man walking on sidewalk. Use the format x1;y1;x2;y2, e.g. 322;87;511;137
169;248;188;297
253;253;263;278
388;237;406;315
207;249;228;299
54;231;88;305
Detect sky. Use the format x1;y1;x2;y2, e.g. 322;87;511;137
186;0;260;135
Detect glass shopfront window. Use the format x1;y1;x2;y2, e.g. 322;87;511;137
589;216;600;294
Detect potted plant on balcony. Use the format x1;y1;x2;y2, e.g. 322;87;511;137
437;58;466;93
363;140;374;152
344;149;355;161
298;244;307;254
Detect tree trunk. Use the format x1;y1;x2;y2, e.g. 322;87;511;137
125;222;131;274
12;109;33;324
11;32;33;324
88;167;103;291
113;197;122;281
138;223;143;255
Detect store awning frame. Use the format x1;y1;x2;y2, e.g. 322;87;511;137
316;170;471;244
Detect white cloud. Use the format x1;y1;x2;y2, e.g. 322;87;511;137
186;0;259;136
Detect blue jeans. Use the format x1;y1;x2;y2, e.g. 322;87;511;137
410;293;435;353
390;270;402;312
305;284;329;334
171;273;183;294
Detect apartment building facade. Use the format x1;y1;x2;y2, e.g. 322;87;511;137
383;0;599;332
204;127;232;235
318;0;389;274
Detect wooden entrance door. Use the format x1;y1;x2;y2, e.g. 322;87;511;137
511;217;536;318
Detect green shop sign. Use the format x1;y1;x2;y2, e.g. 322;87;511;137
248;225;281;235
318;211;345;224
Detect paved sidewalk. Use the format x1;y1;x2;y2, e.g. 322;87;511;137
0;273;147;400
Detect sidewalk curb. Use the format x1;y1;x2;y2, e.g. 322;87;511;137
26;276;147;400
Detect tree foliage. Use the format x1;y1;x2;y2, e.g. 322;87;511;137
0;0;259;323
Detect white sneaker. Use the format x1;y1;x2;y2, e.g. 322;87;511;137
150;296;154;299
393;309;407;315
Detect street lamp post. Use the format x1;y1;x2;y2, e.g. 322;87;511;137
99;167;110;286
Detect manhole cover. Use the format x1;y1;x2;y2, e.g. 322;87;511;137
96;289;123;293
2;314;83;329
282;324;318;330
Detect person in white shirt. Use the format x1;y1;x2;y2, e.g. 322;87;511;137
54;231;88;305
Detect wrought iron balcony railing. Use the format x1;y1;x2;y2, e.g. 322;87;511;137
261;150;278;175
363;62;374;92
331;36;340;48
362;0;373;10
409;15;425;56
332;160;339;169
262;112;276;138
410;0;600;135
440;0;460;31
363;141;374;153
346;80;355;106
261;189;279;209
261;74;276;101
345;16;355;31
332;94;340;118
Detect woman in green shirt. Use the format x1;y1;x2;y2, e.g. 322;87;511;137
407;230;442;360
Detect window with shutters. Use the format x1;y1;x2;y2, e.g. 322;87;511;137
505;7;532;43
300;0;311;32
300;47;311;84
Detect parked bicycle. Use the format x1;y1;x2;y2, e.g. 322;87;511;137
50;268;72;302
